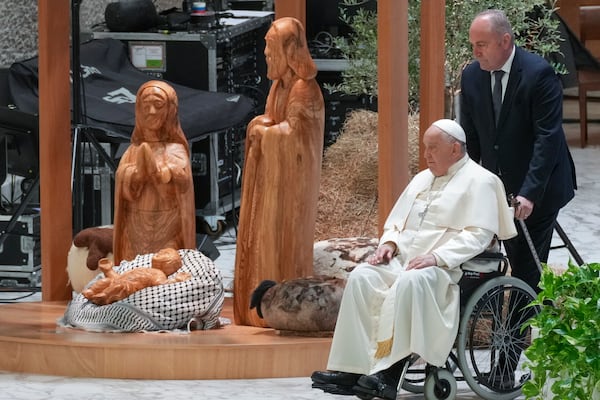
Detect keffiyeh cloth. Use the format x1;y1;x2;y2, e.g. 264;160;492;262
59;249;224;332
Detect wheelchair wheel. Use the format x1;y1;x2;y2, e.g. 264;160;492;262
401;355;457;394
401;355;426;393
424;369;457;400
457;276;539;400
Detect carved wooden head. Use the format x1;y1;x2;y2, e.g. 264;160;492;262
265;17;317;81
151;248;183;276
131;80;188;150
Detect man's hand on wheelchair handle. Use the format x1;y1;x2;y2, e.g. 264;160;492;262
514;195;534;220
509;194;534;220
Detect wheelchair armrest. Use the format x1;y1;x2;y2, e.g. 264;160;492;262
472;251;505;260
469;251;509;274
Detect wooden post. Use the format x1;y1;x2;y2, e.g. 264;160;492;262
418;0;446;170
377;0;409;233
274;0;305;26
38;0;73;300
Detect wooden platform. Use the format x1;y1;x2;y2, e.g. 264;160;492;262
0;297;332;380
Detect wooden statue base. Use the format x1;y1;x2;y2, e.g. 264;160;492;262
0;297;331;379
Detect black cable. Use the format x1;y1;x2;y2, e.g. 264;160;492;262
71;0;85;232
0;289;40;303
228;127;239;236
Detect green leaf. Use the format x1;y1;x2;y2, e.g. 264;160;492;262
523;263;600;399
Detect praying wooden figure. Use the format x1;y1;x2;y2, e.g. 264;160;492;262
233;17;325;326
113;80;196;265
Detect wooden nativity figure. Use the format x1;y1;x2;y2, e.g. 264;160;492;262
234;17;325;326
82;247;190;305
113;80;196;265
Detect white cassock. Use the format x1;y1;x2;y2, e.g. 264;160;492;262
326;155;517;374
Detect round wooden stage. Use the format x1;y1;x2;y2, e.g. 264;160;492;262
0;297;332;380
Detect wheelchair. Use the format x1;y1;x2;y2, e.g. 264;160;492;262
396;249;540;400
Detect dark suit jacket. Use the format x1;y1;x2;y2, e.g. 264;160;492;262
460;46;576;216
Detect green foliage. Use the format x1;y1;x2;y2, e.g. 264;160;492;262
407;1;421;109
328;0;565;112
324;0;378;97
522;262;600;400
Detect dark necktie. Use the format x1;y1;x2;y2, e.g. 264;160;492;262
492;70;504;126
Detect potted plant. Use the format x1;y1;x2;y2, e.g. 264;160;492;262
522;262;600;400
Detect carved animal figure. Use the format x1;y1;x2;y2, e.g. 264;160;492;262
250;276;346;334
67;226;114;293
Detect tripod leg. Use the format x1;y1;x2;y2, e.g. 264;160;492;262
553;222;585;266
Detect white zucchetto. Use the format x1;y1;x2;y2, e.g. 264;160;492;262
431;119;466;143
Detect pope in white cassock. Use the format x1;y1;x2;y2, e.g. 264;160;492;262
312;119;517;400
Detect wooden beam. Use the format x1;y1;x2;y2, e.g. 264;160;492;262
558;0;600;41
38;0;72;300
378;0;409;232
558;0;600;57
419;0;446;170
274;0;306;26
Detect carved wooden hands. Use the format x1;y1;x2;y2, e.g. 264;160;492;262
137;142;172;184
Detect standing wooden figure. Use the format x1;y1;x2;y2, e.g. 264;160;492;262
113;81;196;265
234;17;325;326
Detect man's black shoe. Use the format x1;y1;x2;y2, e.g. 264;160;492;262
311;382;356;396
311;371;362;396
352;374;397;400
311;370;362;386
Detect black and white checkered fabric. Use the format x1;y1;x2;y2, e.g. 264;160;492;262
60;249;224;332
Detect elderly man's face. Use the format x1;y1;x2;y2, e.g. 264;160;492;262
423;126;461;177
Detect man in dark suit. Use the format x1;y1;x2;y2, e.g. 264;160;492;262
460;9;576;293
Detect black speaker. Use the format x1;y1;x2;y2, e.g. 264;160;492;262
105;0;158;32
